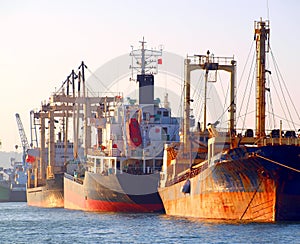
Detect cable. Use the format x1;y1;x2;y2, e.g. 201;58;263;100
270;47;300;120
236;42;255;128
270;48;298;131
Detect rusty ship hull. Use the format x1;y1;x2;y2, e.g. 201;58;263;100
158;145;300;221
64;171;164;212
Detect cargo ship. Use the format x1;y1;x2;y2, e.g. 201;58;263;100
64;40;180;212
26;140;81;208
0;181;10;202
0;158;27;202
9;159;27;202
158;19;300;222
26;71;84;208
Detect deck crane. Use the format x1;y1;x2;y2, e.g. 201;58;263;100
15;113;30;164
30;110;38;148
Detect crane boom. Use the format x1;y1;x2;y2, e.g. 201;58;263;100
15;113;30;163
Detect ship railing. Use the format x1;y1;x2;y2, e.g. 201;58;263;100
264;137;300;146
187;54;235;66
162;162;208;187
121;166;161;175
95;167;116;175
126;146;167;158
87;148;106;156
64;172;83;185
95;166;162;176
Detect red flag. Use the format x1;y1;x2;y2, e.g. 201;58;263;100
157;58;162;64
26;154;35;163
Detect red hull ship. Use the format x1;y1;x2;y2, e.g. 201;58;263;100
64;170;163;212
64;40;180;212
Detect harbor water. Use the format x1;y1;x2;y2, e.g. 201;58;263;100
0;202;299;244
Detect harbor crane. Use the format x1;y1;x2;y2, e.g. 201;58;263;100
15;113;30;164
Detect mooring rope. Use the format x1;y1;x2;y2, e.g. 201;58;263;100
255;154;300;173
240;176;263;220
240;153;300;220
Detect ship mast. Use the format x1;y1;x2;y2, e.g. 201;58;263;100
130;37;162;105
183;53;236;152
254;19;270;139
140;39;146;75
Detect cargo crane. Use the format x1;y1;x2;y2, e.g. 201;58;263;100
15;113;30;164
30;110;38;148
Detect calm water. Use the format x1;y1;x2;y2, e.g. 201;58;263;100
0;202;299;244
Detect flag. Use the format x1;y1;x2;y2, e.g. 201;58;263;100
26;154;35;163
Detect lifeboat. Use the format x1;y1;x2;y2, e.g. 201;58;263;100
127;118;142;147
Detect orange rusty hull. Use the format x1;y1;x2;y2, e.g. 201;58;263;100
158;177;276;221
159;146;300;222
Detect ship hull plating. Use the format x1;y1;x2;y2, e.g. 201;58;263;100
26;174;64;208
0;183;11;202
10;189;27;202
0;183;26;202
159;145;300;221
64;172;164;212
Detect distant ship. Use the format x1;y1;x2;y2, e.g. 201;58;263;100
0;158;27;202
63;40;180;212
158;19;300;221
9;159;27;201
0;176;10;202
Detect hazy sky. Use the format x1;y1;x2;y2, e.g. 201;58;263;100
1;0;300;152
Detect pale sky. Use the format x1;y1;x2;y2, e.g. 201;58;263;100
1;0;300;152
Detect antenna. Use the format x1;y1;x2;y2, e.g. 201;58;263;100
266;0;270;20
129;38;163;105
129;38;163;81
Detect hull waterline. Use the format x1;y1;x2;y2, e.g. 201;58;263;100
159;146;300;222
64;172;164;213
